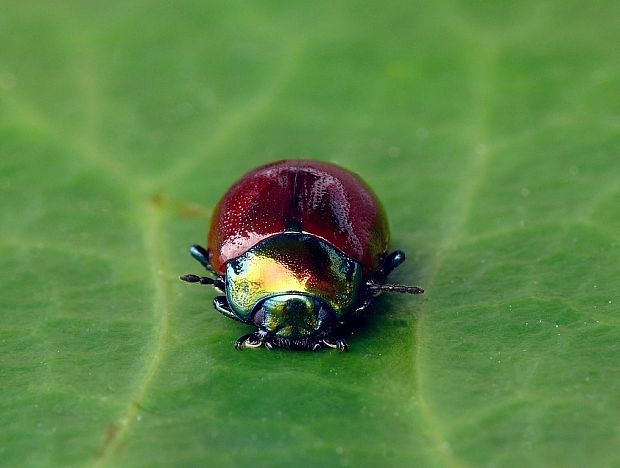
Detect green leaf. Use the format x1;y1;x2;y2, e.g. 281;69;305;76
1;1;619;466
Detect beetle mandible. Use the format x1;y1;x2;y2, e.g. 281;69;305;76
181;160;423;351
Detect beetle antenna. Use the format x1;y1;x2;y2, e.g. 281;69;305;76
368;282;424;295
180;274;215;285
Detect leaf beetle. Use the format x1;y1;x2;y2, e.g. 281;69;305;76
181;160;423;351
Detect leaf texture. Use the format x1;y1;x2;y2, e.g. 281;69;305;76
1;1;619;466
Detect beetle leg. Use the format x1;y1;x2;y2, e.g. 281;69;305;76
245;335;347;351
235;332;264;350
190;244;216;273
377;250;406;278
354;294;375;313
311;342;324;351
213;296;245;323
321;337;348;352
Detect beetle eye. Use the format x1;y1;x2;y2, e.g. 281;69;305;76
252;306;266;327
317;304;331;324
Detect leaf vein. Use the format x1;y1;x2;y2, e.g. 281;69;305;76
413;41;497;468
94;200;170;465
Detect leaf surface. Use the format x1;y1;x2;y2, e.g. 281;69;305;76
1;1;619;466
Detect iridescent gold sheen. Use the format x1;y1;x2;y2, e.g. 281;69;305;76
225;233;363;320
260;295;321;337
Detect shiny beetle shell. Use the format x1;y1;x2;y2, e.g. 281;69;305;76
208;160;390;276
181;160;424;351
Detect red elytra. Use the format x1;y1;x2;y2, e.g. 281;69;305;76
207;160;389;276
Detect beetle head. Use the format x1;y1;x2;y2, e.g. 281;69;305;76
251;294;334;337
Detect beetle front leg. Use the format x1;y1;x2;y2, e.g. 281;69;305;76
321;337;348;352
213;296;246;323
235;331;266;350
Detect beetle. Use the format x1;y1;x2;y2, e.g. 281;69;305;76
181;160;423;351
